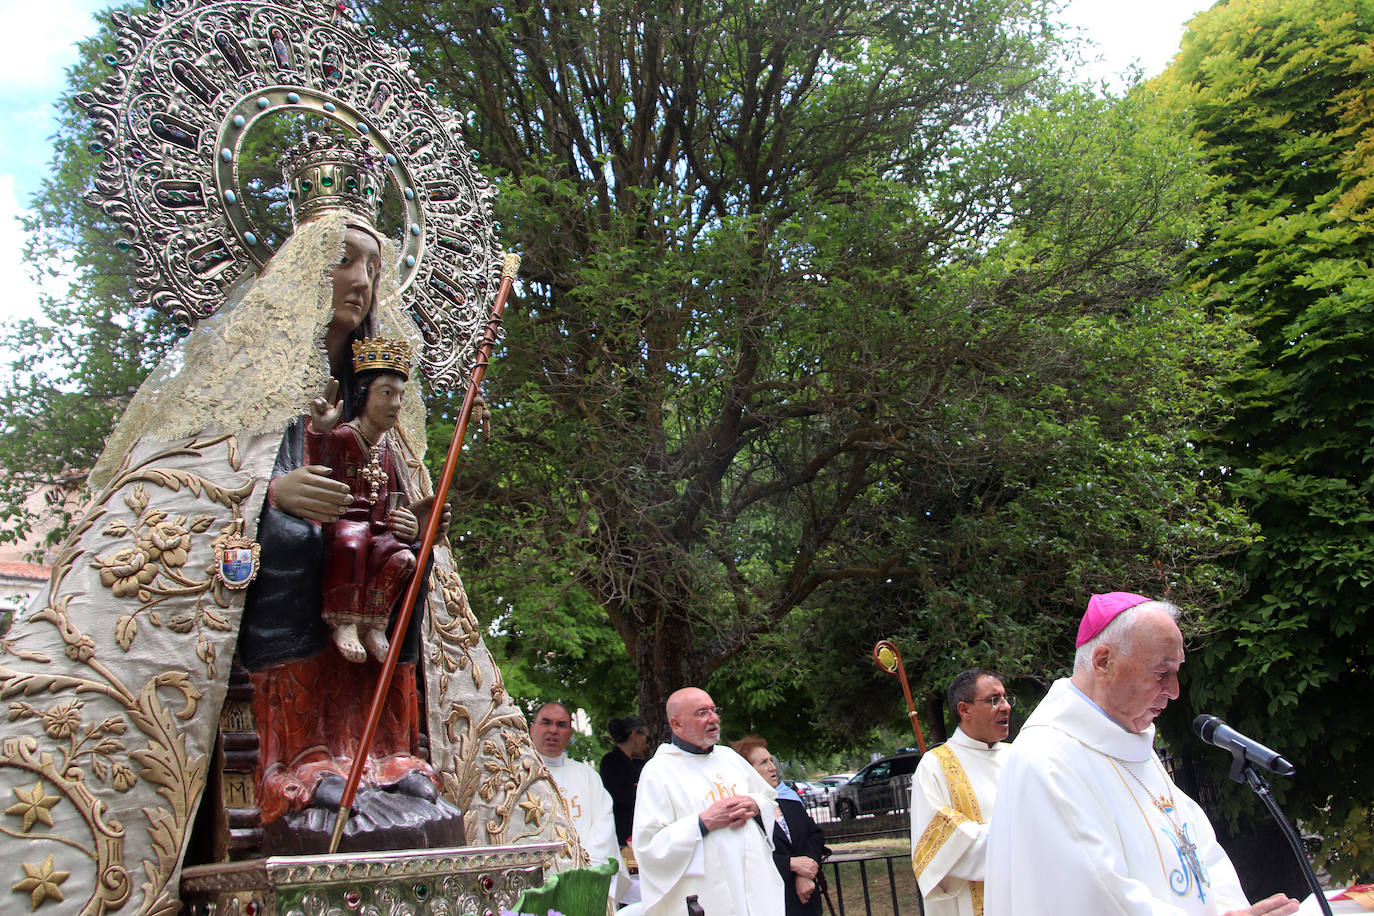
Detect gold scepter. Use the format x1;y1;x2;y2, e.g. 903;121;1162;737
329;253;520;854
872;640;927;754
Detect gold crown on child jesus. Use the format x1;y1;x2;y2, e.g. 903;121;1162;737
280;131;386;228
351;338;414;380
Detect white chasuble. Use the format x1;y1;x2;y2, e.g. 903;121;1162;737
986;679;1250;916
632;743;784;916
541;751;624;896
910;728;1008;916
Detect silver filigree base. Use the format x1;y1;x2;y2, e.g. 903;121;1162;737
180;842;563;916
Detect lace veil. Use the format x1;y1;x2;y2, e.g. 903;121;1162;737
91;211;427;489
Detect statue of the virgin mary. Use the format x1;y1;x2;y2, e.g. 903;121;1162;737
0;1;577;912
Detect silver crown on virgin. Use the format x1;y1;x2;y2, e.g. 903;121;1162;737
280;132;386;228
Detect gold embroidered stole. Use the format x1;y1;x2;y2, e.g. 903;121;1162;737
912;743;985;916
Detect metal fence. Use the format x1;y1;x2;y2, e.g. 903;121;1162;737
821;852;924;916
796;775;923;916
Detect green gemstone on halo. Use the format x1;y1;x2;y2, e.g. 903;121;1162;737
322;175;334;187
301;179;312;191
345;176;358;190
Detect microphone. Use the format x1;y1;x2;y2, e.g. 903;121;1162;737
1193;715;1295;776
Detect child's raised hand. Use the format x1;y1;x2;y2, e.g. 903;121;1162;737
308;378;344;433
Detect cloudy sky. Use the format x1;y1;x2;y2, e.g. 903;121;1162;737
0;0;110;329
0;0;1214;341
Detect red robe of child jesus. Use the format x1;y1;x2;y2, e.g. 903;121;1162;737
305;420;416;628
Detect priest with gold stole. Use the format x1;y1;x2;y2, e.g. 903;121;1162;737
910;668;1012;916
532;701;624;895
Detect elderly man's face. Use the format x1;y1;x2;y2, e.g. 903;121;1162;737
1096;610;1185;733
532;703;573;757
668;688;721;749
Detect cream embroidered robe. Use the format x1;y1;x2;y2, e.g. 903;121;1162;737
910;728;1008;916
632;743;784;916
985;679;1250;916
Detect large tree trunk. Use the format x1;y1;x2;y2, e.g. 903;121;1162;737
629;602;711;739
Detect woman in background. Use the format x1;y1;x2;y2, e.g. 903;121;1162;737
600;715;651;846
734;735;830;916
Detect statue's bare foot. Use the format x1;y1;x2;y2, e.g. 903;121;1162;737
362;627;390;662
333;623;365;662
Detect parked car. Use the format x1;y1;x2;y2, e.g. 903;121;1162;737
783;779;822;803
830;752;920;819
812;773;856;801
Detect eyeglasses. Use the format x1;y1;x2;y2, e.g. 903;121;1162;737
690;705;724;720
976;695;1016;709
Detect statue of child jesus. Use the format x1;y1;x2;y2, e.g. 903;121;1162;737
305;338;419;663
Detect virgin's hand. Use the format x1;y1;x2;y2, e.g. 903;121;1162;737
271;465;349;522
388;506;418;541
410;495;451;539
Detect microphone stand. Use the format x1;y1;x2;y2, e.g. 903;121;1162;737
1227;753;1331;916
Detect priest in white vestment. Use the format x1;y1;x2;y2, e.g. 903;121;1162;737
533;702;624;886
985;593;1299;916
633;687;784;916
910;668;1012;916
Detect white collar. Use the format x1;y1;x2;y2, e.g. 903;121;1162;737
538;752;568;768
1026;679;1156;763
948;726;1007;752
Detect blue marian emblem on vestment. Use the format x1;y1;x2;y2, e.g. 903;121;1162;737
1160;815;1210;902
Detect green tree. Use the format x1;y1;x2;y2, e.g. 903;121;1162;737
366;0;1071;728
369;0;1252;734
712;87;1255;756
1156;0;1374;881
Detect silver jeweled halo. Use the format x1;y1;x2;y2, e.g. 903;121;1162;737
76;0;502;389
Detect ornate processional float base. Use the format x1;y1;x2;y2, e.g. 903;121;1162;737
179;842;563;916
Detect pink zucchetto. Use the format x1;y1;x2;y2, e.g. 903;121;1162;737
1076;592;1151;647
